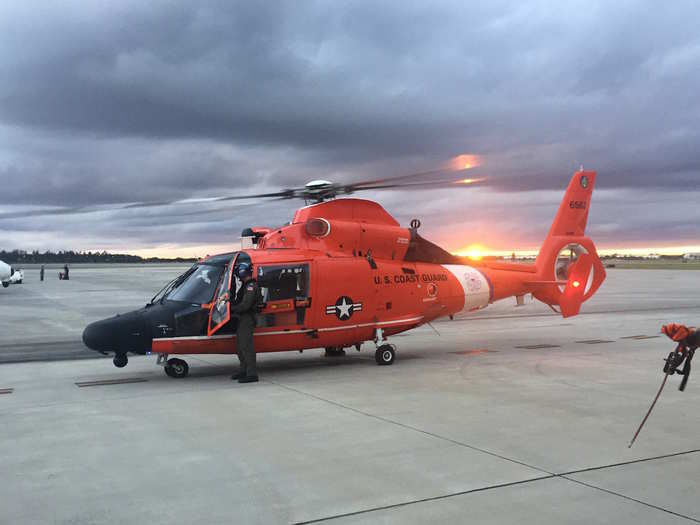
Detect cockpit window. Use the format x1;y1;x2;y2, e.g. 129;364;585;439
167;264;224;304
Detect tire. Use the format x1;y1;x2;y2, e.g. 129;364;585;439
165;358;189;378
1;282;8;288
375;345;395;365
18;280;22;284
113;354;128;368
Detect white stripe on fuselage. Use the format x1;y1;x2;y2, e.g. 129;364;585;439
154;315;424;342
442;264;491;313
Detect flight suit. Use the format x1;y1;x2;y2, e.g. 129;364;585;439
231;278;259;378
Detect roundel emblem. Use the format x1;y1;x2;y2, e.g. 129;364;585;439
325;296;363;320
580;175;589;188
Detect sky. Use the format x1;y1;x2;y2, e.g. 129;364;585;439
1;1;699;258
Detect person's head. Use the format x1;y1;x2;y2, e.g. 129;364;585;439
235;262;253;281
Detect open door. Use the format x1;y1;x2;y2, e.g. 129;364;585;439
208;253;238;335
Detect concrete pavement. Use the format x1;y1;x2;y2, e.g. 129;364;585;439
1;267;699;523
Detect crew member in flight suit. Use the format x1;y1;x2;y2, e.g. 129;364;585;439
230;262;259;383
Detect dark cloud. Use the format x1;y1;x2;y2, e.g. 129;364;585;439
0;1;699;253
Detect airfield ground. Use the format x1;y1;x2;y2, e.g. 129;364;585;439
1;266;700;524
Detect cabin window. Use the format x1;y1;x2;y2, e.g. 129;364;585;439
257;264;309;326
167;264;224;304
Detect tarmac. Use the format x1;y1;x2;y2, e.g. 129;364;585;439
1;266;700;524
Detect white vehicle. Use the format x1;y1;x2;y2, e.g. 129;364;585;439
0;260;11;288
9;267;24;284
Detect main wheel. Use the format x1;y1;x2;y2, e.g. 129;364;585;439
375;345;395;366
113;354;128;368
165;358;189;378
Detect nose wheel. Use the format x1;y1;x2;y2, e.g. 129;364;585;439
164;358;189;378
113;354;128;368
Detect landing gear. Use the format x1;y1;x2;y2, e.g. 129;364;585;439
373;328;395;365
1;282;8;288
113;354;128;368
324;346;346;357
164;358;189;378
375;345;396;365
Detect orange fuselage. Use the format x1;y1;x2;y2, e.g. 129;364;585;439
152;171;605;357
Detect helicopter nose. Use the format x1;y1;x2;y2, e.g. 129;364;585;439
82;311;149;355
82;318;118;354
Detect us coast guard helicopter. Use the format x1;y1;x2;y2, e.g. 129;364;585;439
75;168;605;378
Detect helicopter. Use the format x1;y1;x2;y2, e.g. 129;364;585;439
77;168;605;378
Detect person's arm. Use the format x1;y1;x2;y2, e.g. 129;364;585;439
231;282;257;313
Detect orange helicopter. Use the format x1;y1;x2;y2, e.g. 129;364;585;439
79;168;606;377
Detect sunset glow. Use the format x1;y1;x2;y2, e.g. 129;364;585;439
455;243;489;260
449;243;700;260
455;177;487;185
449;154;482;171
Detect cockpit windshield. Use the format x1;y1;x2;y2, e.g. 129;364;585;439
165;264;225;304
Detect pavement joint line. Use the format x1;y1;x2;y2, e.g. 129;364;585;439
0;387;13;394
270;380;700;525
287;447;700;525
290;475;556;525
560;476;700;524
514;343;561;349
558;448;700;476
266;379;553;474
75;377;148;387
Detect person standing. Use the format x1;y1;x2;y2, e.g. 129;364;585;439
40;265;45;281
230;262;259;383
63;264;69;280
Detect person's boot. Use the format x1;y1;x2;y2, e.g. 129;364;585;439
238;375;259;383
231;371;246;380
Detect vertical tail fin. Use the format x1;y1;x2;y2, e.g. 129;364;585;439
538;170;595;250
532;170;606;317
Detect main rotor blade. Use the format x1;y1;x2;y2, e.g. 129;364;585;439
339;172;485;197
349;167;461;188
351;177;486;192
0;165;484;221
0;189;295;221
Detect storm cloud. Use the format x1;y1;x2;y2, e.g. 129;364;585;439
1;1;699;254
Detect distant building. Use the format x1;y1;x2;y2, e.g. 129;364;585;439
646;253;660;259
683;253;700;260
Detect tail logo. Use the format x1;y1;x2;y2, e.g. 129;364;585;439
580;175;589;188
569;200;587;209
465;274;483;292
